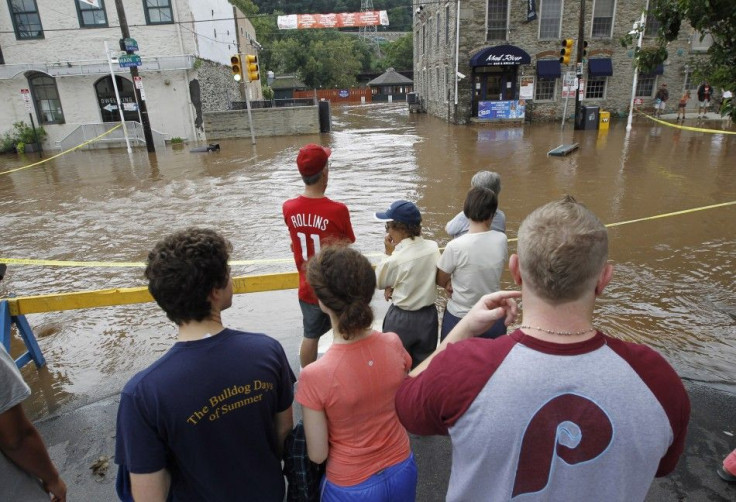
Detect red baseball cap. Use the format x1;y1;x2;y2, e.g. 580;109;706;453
296;144;331;176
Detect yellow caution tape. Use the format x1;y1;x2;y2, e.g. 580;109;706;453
0;124;123;176
2;200;735;269
637;110;736;134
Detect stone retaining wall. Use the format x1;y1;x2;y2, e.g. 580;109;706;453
203;106;320;139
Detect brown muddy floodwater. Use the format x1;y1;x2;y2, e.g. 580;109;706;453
1;103;735;419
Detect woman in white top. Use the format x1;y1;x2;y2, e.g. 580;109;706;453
437;187;508;340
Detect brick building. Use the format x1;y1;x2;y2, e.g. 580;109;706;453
0;0;262;146
413;0;711;124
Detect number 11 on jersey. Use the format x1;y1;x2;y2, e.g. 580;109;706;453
297;232;320;261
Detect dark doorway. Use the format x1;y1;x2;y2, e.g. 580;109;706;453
94;76;138;122
472;66;518;117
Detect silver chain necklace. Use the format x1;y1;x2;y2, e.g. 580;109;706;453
518;325;596;336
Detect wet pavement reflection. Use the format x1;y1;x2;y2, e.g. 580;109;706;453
1;104;735;419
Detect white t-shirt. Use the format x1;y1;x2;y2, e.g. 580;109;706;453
437;230;507;317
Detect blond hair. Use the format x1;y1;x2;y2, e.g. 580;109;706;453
517;195;608;302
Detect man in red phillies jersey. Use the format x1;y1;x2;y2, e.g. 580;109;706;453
283;144;355;367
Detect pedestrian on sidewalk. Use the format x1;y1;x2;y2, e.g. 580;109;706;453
396;195;690;502
654;83;669;117
115;228;295;501
676;90;691;121
718;448;736;483
283;144;356;368
375;200;440;369
437;187;508;341
297;246;417;501
0;345;67;502
697;80;712;118
445;170;506;237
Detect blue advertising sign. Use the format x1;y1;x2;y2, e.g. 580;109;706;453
478;100;526;120
338;89;349;98
118;54;142;68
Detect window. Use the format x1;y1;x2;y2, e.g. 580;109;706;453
585;76;606;99
8;0;44;39
143;0;173;25
535;78;557;101
428;17;432;53
591;0;614;38
644;0;660;37
28;73;64;124
690;32;713;52
421;25;425;55
539;0;562;39
76;0;108;28
487;0;508;40
445;5;450;45
444;65;449;103
0;43;4;64
437;11;441;47
636;73;656;97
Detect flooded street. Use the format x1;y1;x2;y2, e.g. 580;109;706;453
1;103;735;419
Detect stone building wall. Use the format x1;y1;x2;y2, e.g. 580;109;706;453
195;59;242;113
414;0;706;124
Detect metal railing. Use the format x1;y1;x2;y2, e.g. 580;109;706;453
56;122;167;151
231;98;315;110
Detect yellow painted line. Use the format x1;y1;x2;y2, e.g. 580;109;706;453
638;110;736;134
0;124;123;176
6;272;299;316
1;201;735;269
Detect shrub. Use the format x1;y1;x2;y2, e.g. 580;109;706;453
0;122;47;154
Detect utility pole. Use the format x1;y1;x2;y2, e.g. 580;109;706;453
114;0;155;152
573;0;586;130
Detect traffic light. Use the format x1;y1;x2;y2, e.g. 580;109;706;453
560;38;574;65
230;54;243;82
582;40;588;58
245;54;259;83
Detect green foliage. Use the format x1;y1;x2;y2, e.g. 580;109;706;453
651;0;736;120
0;121;46;154
170;137;184;144
262;85;275;100
229;0;414;89
636;46;668;74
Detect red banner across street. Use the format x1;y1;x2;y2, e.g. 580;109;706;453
277;10;389;30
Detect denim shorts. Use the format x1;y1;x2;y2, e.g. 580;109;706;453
299;300;331;339
440;309;507;342
320;453;417;502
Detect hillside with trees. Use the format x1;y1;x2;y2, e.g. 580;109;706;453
228;0;413;90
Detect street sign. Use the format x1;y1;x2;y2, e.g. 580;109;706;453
133;76;143;89
20;88;32;112
576;62;583;76
634;97;644;105
123;38;138;52
103;104;117;112
118;54;141;68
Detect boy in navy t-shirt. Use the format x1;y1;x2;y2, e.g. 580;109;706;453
115;228;295;501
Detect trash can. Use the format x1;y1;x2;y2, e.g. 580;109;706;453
318;100;331;133
599;111;610;131
582;105;600;130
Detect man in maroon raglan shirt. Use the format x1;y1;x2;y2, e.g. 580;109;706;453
283;144;355;368
396;195;690;502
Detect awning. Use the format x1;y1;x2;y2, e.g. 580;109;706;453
588;58;613;77
536;60;561;78
640;64;664;76
470;44;531;67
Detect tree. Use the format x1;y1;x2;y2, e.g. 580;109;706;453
650;0;736;118
381;33;413;71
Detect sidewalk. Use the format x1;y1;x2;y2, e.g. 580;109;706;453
34;380;736;501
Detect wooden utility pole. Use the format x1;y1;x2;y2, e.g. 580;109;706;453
114;0;155;152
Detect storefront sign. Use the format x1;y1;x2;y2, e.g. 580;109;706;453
520;76;535;100
485;53;524;65
478;100;526;120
